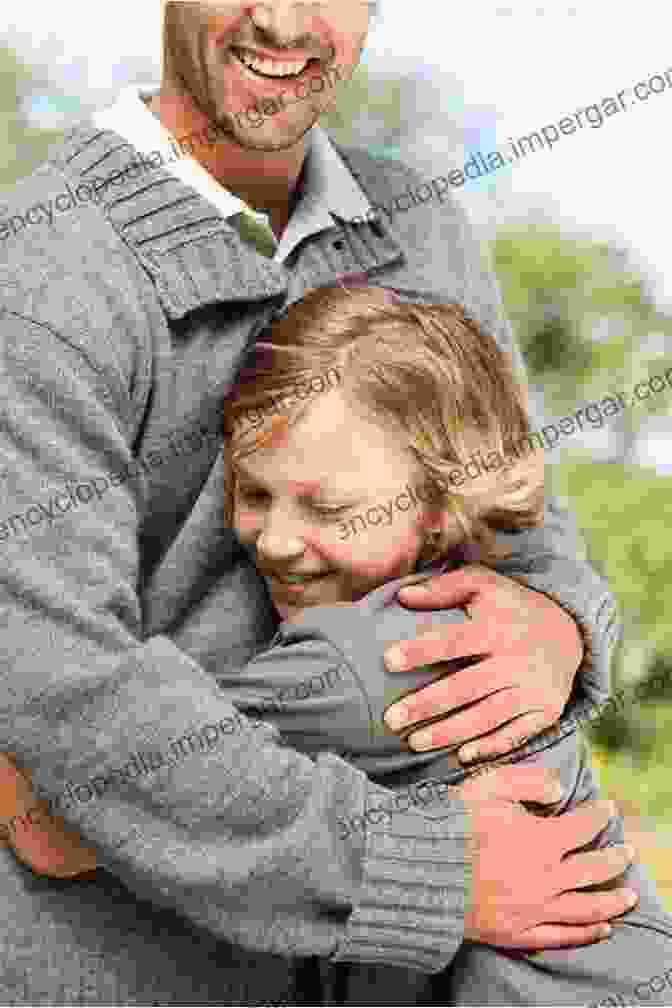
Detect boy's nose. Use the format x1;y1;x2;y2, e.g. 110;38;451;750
256;530;306;562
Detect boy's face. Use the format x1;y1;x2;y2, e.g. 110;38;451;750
231;388;446;622
160;1;371;150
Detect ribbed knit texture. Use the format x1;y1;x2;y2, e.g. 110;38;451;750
332;797;470;971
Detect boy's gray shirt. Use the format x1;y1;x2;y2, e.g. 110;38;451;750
213;547;613;784
0;126;620;973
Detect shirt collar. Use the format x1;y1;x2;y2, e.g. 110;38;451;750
93;83;372;261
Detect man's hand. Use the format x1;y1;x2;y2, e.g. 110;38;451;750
383;565;583;760
0;753;98;878
457;766;638;949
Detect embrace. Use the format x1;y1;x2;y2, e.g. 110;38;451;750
0;2;671;1005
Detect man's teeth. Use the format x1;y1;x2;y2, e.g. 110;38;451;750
236;48;310;78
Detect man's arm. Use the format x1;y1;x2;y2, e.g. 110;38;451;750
445;194;620;715
0;308;469;971
365;169;621;750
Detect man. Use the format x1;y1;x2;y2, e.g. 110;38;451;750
0;1;661;1004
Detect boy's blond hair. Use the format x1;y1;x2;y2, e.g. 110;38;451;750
222;285;545;565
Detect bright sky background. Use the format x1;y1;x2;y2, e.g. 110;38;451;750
372;0;672;310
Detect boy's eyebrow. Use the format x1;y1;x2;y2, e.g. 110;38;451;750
232;460;324;495
233;463;366;502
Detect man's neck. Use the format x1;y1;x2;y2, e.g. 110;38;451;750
146;91;306;238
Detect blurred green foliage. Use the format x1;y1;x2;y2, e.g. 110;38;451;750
0;41;64;189
554;460;672;659
588;703;672;823
494;227;672;415
494;225;672;753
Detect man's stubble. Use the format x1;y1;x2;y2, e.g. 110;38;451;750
161;3;366;153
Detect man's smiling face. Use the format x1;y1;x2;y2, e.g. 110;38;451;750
161;1;371;151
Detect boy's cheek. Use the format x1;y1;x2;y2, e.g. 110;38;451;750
305;527;421;581
233;509;258;541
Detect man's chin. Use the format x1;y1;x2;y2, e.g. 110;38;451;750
226;117;317;152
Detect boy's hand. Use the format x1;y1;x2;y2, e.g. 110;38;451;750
384;566;582;760
0;753;98;878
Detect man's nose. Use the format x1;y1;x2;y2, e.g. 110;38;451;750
249;2;313;45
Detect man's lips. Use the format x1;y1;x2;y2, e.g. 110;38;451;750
233;43;321;63
228;46;324;85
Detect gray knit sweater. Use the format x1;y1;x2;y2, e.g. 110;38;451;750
0;125;620;974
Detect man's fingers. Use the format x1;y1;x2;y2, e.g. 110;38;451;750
560;844;637;891
384;621;494;673
404;669;529;744
388;657;516;739
508;923;614;950
11;807;99;878
404;677;540;751
0;754;37;822
548;886;639;924
399;678;510;744
553;798;617;853
396;565;494;611
459;766;564;804
457;710;550;764
404;658;512;718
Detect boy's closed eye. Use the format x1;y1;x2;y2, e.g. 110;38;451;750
236;483;355;520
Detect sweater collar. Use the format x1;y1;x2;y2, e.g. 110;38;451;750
93;84;374;222
58;125;404;320
93;84;374;264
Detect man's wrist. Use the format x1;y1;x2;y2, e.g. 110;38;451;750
333;784;471;972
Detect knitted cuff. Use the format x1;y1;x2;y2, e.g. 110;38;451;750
332;789;470;974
